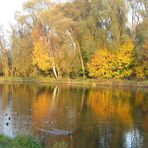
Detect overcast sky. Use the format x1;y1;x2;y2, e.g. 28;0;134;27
0;0;27;28
0;0;132;30
0;0;60;29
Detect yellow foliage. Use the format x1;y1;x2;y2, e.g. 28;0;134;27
88;42;136;79
114;42;135;78
33;40;52;71
88;49;115;78
135;65;145;80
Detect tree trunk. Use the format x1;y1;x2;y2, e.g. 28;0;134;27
52;65;58;79
76;41;85;79
68;28;85;79
43;36;58;79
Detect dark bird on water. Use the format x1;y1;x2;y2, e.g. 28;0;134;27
8;117;11;120
6;123;9;126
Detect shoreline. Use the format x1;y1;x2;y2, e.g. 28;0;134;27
0;77;148;88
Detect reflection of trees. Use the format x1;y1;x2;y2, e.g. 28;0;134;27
135;91;148;132
125;129;143;148
87;88;148;148
87;88;133;148
32;87;56;128
0;84;36;137
0;84;12;110
12;84;33;113
32;85;87;147
0;84;14;137
0;84;148;148
135;91;148;113
87;88;133;127
80;87;87;111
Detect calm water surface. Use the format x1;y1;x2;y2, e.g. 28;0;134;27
0;83;148;148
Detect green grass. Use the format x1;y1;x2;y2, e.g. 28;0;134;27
0;134;69;148
0;135;42;148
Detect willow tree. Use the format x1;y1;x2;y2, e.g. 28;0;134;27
34;4;83;78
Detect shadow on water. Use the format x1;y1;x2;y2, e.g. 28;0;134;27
0;83;148;148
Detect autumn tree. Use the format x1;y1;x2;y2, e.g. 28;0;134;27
88;49;115;78
34;4;81;78
114;42;136;78
88;42;136;79
0;0;146;80
11;21;34;77
32;39;52;73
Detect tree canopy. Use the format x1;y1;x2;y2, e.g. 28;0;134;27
0;0;147;80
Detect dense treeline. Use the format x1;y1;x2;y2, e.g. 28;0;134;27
0;0;147;80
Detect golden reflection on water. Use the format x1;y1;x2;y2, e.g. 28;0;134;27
32;91;53;128
0;84;148;148
87;88;133;127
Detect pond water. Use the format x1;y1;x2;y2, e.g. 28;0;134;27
0;83;148;148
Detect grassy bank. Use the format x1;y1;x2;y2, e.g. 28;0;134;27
0;134;42;148
0;77;148;87
0;134;69;148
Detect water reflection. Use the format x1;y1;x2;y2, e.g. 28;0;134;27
124;129;143;148
87;88;133;126
0;83;147;148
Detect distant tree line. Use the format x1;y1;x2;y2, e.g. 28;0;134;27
0;0;147;79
